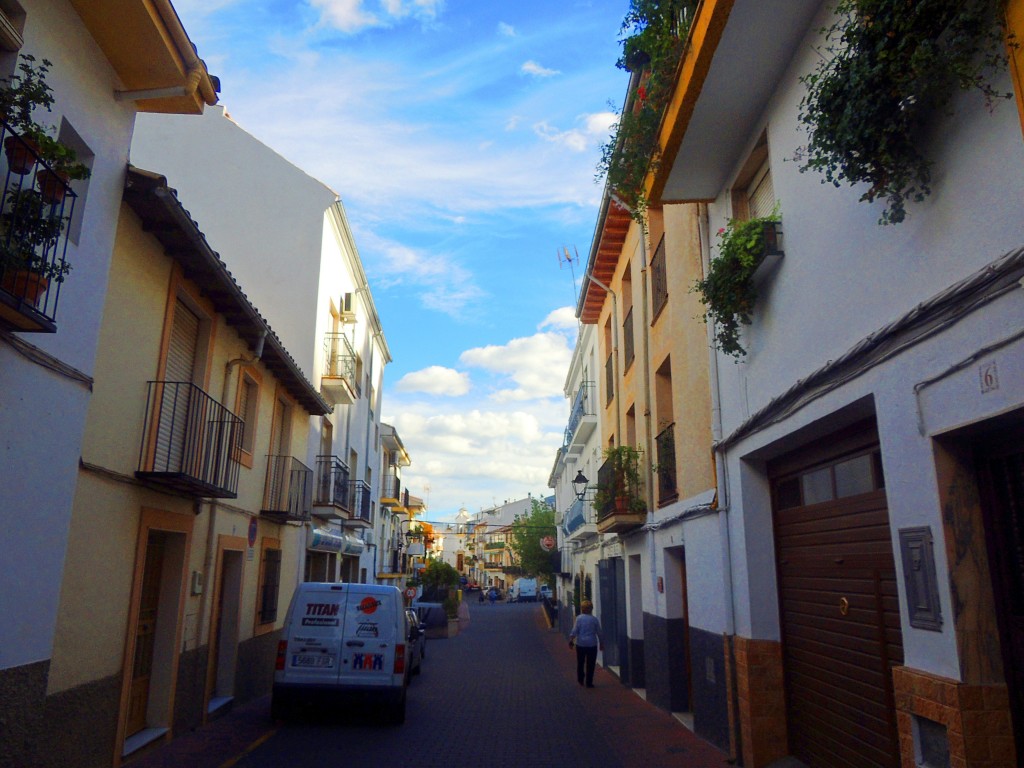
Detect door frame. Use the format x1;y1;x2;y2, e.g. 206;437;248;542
204;534;246;722
114;508;193;766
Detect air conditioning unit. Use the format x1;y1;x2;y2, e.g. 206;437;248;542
362;530;375;546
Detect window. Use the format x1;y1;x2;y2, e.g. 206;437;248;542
236;369;260;462
731;131;774;221
650;235;668;319
256;537;282;628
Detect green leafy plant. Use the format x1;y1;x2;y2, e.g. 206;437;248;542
797;0;1013;225
593;445;646;515
442;594;459;620
0;188;70;282
692;213;781;358
0;55;55;135
596;0;694;222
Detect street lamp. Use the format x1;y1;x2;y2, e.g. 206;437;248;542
572;470;589;500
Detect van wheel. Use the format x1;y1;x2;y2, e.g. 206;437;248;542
388;688;407;725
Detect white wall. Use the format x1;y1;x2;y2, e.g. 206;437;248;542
0;0;147;669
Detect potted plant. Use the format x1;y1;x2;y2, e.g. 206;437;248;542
592;445;646;516
692;212;783;358
596;1;693;223
796;0;1012;225
0;54;90;189
0;187;69;301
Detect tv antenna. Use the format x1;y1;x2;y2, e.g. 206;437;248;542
558;246;581;303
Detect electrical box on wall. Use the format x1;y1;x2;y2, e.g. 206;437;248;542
190;570;204;596
898;526;942;631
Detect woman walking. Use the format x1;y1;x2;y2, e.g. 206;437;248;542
568;600;603;688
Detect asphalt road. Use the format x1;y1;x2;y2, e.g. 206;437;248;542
226;601;730;768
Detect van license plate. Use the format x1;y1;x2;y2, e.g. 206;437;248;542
292;654;334;668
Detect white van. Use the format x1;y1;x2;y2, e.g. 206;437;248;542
511;577;538;602
272;582;411;723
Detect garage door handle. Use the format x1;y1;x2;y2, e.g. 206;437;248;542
346;641;364;647
839;597;850;616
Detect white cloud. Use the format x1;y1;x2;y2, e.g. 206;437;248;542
395;366;471;396
532;111;616;153
521;60;560;77
540;306;578;332
497;22;515;37
311;0;443;33
355;229;486;318
460;332;571;401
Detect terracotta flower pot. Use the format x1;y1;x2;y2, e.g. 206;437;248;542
1;268;48;304
4;134;39;175
36;168;69;204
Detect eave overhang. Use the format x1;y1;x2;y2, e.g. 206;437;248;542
71;0;219;114
578;193;631;325
124;166;331;416
650;0;821;204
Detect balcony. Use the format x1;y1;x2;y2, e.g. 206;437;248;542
595;450;646;534
562;492;598;541
564;381;597;454
484;561;503;571
347;479;372;528
656;423;678;507
262;455;313;522
136;381;242;498
483;541;506;551
0;124;77;333
381;470;402;505
321;332;357;405
312;454;350;519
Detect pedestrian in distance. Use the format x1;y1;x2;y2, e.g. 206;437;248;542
568;599;603;688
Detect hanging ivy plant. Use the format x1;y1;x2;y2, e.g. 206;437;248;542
596;1;694;222
692;212;781;358
797;0;1014;225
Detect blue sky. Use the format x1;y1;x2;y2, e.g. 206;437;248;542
173;0;630;519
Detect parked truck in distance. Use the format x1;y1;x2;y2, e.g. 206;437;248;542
510;577;538;602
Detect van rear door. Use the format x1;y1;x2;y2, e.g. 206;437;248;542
282;583;347;685
338;587;402;688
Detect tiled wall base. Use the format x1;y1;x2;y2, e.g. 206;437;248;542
734;636;787;767
893;666;1016;768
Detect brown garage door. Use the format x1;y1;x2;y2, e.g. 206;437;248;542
771;432;904;768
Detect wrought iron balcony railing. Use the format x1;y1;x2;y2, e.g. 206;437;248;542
321;332;357;404
263;455;313;522
562;491;596;537
0;123;78;333
381;471;401;502
313;454;350;514
137;381;243;498
564;380;596;449
348;479;372;524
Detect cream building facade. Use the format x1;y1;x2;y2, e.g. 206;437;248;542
0;3;217;765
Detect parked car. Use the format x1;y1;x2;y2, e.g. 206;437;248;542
405;608;426;676
539;585;553;601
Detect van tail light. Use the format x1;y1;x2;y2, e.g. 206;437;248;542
275;640;288;671
394;644;406;675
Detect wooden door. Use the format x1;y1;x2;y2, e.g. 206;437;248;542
977;433;1024;757
772;441;903;768
127;533;165;736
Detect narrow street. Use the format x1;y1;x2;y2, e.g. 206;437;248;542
132;601;730;768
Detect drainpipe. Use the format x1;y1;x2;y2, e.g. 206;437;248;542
197;330;267;657
583;272;622;443
700;202;741;765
